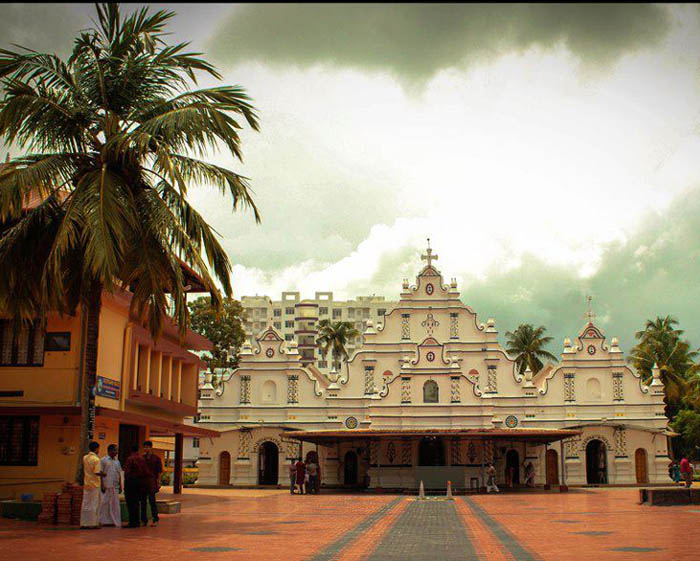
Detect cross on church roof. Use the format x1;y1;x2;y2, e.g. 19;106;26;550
421;238;438;268
585;295;595;324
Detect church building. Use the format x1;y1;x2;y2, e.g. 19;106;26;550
195;245;671;490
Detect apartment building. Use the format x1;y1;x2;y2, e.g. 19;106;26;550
241;292;397;372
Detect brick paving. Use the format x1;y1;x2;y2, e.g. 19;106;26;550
0;488;698;561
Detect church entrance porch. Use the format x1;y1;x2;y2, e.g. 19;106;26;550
284;427;581;492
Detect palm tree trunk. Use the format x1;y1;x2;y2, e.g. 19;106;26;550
75;280;102;483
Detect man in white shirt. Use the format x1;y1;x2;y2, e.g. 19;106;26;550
99;444;123;527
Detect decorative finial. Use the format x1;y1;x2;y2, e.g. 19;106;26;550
585;295;595;324
421;238;439;268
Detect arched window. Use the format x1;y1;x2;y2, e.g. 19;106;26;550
262;380;277;403
586;378;601;400
423;380;439;403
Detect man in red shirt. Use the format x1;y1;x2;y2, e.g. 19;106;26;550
142;441;163;526
680;456;694;488
124;445;149;528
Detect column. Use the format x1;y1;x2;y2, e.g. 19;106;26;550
176;361;182;402
174;432;184;494
559;439;568;492
144;347;151;393
132;344;140;390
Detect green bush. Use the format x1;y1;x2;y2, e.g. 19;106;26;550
183;472;198;485
161;472;172;485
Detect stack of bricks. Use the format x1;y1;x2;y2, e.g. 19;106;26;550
56;492;73;525
69;484;83;526
37;493;58;525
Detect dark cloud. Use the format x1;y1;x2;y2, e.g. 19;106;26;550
0;4;86;57
209;4;671;83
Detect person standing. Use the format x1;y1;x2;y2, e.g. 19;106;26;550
486;463;499;493
99;444;123;527
295;458;306;495
306;458;318;495
524;462;535;488
680;455;694;488
80;441;105;529
142;441;163;526
123;445;149;528
288;459;297;494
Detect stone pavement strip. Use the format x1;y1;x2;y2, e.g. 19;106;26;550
364;500;478;561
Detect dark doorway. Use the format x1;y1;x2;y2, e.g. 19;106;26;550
418;436;445;466
505;449;520;485
586;440;607;484
258;442;279;485
118;424;140;466
546;449;559;486
344;451;358;485
219;451;231;485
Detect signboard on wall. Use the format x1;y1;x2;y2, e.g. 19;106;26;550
96;376;121;400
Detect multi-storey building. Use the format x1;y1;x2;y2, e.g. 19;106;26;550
241;292;397;372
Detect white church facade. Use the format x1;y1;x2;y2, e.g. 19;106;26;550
195;246;671;490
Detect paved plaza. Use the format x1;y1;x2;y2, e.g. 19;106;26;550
1;488;698;561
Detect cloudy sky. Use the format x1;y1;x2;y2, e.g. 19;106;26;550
3;3;700;352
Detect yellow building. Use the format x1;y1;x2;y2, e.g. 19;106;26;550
0;288;218;499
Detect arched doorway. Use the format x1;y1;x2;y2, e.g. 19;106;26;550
258;442;279;485
585;439;608;484
635;448;648;484
344;451;358;485
505;449;520;485
546;449;559;486
219;451;231;485
418;436;445;466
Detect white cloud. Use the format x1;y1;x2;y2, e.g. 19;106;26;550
186;6;700;304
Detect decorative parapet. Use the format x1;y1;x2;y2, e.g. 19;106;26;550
449;312;459;339
612;372;624;401
240;375;251;404
287;374;299;404
238;429;252;459
450;375;461;403
485;365;498;393
614;427;627;457
401;314;411;339
364;366;376;395
401;376;411;403
564;373;575;402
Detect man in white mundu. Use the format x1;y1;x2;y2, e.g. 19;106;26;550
80;441;105;529
100;444;123;527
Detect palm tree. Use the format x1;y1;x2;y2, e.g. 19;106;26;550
0;4;260;480
505;324;558;375
628;316;698;415
316;320;360;372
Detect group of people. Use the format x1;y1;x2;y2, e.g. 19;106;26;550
288;455;321;494
80;440;163;529
668;455;695;488
486;460;536;493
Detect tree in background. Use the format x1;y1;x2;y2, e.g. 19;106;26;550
0;4;259;481
670;409;700;460
505;324;558;375
628;315;698;417
316;319;360;372
189;296;246;382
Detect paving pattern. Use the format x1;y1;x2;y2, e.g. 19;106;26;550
0;487;698;561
